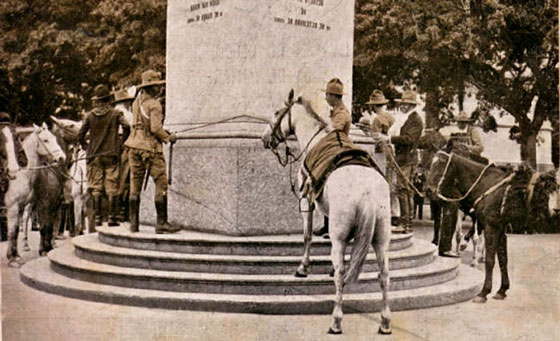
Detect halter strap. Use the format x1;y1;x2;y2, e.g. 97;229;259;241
435;152;495;203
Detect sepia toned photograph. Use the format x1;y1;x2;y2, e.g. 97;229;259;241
1;1;559;340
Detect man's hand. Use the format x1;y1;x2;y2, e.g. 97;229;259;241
168;132;177;144
372;133;390;143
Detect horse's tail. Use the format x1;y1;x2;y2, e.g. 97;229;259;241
343;206;374;285
343;230;371;285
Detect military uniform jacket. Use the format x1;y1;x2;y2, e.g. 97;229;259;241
330;103;351;135
79;104;129;159
124;91;170;153
390;111;423;166
371;111;395;135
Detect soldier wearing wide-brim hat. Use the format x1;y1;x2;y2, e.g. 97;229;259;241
313;78;352;239
124;70;179;234
455;111;474;122
366;89;390;105
113;88;136;223
389;89;423;234
79;84;130;227
322;78;351;134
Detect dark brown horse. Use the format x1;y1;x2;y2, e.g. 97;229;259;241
425;151;557;303
426;151;510;303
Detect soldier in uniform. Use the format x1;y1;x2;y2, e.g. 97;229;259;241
313;78;352;238
78;85;130;227
124;70;178;234
113;89;135;222
390;90;423;234
438;111;484;257
365;90;400;226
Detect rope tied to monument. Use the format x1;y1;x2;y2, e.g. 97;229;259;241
170;115;270;135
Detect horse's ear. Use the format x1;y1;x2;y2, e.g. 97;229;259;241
50;115;61;127
288;89;294;102
32;123;40;131
42;122;49;130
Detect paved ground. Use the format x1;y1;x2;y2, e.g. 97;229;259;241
2;218;559;341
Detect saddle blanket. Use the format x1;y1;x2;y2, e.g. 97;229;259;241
303;130;384;200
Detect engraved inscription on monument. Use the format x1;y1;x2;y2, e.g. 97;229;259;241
167;0;354;128
163;0;354;235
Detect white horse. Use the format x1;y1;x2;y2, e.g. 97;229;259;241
261;90;392;335
50;116;95;234
4;123;66;267
69;145;90;234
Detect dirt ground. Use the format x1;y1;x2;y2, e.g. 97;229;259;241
1;219;559;341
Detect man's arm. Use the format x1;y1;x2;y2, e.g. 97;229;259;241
469;127;484;154
391;115;423;146
148;100;170;143
78;115;90;148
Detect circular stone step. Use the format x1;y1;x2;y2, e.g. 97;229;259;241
48;245;459;295
96;226;413;256
73;233;436;274
20;256;483;314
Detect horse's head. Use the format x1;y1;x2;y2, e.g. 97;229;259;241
262;89;298;150
424;150;455;200
33;123;67;164
50;115;82;145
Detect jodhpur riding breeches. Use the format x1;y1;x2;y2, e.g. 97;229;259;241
128;148;168;201
396;164;414;227
87;155;119;196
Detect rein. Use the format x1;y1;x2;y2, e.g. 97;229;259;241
434;152;495;203
266;98;326;203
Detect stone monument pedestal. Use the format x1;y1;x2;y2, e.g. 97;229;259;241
161;0;355;235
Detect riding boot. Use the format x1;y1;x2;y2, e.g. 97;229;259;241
93;194;102;226
398;194;411;233
129;195;140;233
155;196;180;234
108;196;119;226
438;203;459;257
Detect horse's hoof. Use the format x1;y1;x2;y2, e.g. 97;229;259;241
378;326;392;335
294;270;308;278
492;292;507;300
439;251;460;258
378;317;392;335
327;327;342;335
472;296;487;304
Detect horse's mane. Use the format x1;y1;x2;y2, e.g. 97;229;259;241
296;97;329;128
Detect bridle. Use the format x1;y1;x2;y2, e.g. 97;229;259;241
432;151;494;203
267;97;326;167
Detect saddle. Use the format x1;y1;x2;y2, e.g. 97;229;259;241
303;130;384;200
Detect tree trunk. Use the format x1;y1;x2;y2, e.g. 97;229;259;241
424;90;439;129
520;130;538;170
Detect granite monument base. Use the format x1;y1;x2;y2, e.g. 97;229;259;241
139;124;376;236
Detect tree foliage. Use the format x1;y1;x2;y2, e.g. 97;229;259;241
0;0;166;124
355;0;558;167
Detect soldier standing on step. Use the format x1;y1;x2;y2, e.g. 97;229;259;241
390;90;423;234
79;85;130;227
124;70;179;234
113;89;135;223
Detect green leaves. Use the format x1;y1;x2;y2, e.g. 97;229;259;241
0;0;166;124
